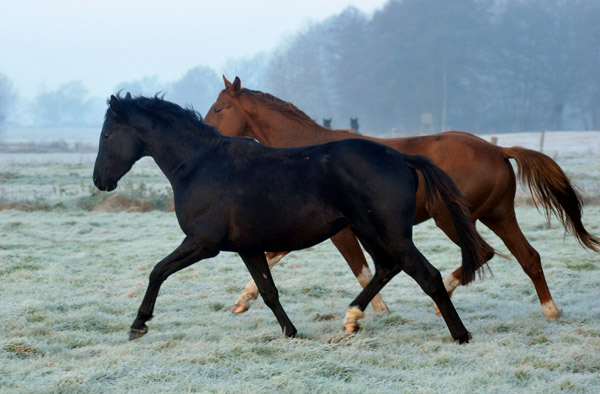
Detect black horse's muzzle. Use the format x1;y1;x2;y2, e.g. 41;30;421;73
93;172;117;192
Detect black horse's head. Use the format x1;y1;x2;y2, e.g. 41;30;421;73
93;94;146;192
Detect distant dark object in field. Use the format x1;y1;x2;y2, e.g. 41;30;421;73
323;118;331;128
350;118;359;133
205;76;600;320
93;94;486;343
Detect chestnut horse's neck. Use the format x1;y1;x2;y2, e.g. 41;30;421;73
239;93;363;148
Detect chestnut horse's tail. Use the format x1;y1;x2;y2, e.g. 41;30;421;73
403;154;487;285
500;146;600;252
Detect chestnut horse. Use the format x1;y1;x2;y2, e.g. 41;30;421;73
205;76;600;319
93;94;485;342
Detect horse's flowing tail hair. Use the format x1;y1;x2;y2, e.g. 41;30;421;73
500;146;600;252
404;155;487;285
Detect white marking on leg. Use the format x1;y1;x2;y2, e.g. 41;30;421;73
357;266;373;288
343;306;365;332
233;280;259;313
356;266;389;313
542;300;561;320
443;275;460;296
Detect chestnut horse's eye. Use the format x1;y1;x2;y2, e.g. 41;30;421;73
214;108;221;113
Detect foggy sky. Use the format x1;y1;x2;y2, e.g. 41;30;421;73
0;0;388;100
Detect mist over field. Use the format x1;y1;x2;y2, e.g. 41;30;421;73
1;0;600;138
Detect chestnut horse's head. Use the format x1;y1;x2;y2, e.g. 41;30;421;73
204;76;250;138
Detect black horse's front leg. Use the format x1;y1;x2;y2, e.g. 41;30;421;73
238;252;297;337
130;236;217;340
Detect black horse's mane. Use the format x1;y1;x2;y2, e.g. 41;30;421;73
109;94;220;138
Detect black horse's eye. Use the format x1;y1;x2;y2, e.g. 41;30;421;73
214;108;221;113
103;133;109;139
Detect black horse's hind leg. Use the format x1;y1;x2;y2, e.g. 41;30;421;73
130;236;217;340
345;240;471;344
343;263;402;332
238;252;297;337
400;244;471;344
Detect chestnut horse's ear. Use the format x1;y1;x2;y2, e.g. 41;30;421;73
230;76;241;96
109;95;122;117
225;76;241;97
223;75;232;88
125;92;132;99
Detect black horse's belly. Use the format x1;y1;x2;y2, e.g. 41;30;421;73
223;196;350;252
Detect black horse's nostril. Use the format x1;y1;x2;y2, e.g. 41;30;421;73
93;174;106;191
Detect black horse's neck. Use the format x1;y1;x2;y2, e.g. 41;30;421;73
145;123;224;185
123;97;225;186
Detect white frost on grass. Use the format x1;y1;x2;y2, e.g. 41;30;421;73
0;131;599;392
1;207;599;393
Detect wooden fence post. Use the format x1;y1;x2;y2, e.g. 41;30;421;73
540;123;546;153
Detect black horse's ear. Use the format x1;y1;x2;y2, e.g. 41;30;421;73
109;95;122;117
125;92;132;99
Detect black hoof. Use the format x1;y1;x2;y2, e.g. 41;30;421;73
283;326;297;338
456;331;472;344
129;325;148;340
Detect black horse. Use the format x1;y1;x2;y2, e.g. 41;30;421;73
93;95;485;343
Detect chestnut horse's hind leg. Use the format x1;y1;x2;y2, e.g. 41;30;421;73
232;252;287;314
428;215;495;316
432;211;496;292
238;252;297;337
479;212;561;319
130;236;218;340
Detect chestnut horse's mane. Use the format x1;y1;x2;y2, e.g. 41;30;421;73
240;88;320;129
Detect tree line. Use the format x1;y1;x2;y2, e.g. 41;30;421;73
1;0;599;135
263;0;600;134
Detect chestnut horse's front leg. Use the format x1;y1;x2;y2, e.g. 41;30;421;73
130;236;218;340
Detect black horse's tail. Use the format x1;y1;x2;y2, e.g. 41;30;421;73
404;154;487;285
500;146;600;252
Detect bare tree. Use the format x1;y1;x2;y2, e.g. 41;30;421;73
168;66;221;115
0;73;16;132
31;81;95;126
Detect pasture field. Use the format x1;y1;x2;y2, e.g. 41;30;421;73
1;131;599;393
